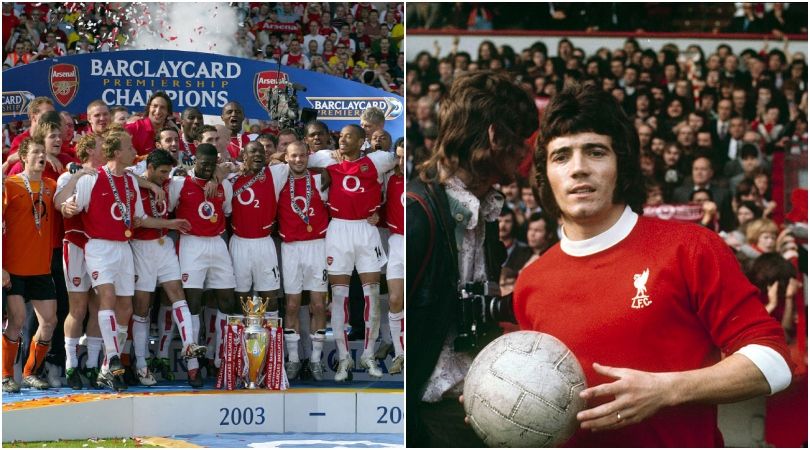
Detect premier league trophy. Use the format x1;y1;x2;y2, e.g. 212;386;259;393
216;296;287;390
242;296;269;389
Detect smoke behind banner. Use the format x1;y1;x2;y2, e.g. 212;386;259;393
2;50;403;139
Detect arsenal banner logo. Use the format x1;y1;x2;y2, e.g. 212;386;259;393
254;70;290;113
49;63;79;106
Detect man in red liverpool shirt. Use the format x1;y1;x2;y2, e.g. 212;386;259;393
512;83;792;446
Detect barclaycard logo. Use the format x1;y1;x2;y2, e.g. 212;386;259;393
2;91;35;117
304;97;403;121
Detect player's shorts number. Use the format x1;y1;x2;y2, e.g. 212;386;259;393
376;406;402;424
342;175;365;193
219;406;265;426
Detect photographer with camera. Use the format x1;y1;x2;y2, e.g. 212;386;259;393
406;71;538;447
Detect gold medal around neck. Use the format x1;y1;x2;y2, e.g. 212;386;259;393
124;229;133;239
307;224;313;232
210;214;218;223
158;237;165;246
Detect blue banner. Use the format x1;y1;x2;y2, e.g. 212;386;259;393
2;50;403;139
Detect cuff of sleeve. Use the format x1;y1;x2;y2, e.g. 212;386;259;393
735;344;792;395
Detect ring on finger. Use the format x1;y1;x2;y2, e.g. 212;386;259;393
616;412;623;422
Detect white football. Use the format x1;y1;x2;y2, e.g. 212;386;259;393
463;331;587;447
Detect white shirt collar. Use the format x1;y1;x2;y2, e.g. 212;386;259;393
560;205;638;257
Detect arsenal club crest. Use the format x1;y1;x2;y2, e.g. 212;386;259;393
72;277;81;287
49;63;79;107
254;70;290;113
182;273;189;282
326;256;334;266
91;271;99;281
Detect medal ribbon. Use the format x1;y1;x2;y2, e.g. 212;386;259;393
20;174;44;233
288;172;312;226
104;167;132;230
233;167;266;198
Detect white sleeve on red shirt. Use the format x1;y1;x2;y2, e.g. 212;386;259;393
268;164;290;199
367;151;396;181
55;172;72;197
222;178;233;216
74;173;98;212
168;176;185;212
313;173;328;201
735;344;792;395
307;150;336;168
129;174;146;218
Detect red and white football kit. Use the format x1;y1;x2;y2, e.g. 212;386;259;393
168;176;234;290
308;149;396;275
124;117;157;157
55;171;90;292
383;172;404;280
308;149;396;364
74;167;145;296
513;206;792;447
131;183;181;292
227;164;289;292
226;133;251;161
278;171;330;295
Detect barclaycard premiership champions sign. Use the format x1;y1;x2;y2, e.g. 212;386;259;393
2;50;404;138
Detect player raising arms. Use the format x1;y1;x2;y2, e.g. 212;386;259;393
279;141;330;381
309;125;396;381
3;137;58;392
166;143;235;387
130;149;208;386
73;128;190;391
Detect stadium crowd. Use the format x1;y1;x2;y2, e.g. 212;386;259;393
406;20;808;372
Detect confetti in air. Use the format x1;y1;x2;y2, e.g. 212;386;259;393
124;2;244;56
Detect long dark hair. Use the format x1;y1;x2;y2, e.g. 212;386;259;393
420;71;538;192
535;83;645;217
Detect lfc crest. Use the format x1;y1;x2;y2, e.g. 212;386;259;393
49;63;79;106
631;268;652;309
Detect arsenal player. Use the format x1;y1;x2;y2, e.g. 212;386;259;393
304;121;332;153
73;129;190;391
2;137;58;392
279;141;330;380
382;139;404;374
130;149;207;386
309;125;396;381
179;107;203;157
167;143;235;387
125;91;176;156
55;134;106;389
86;100;111;135
221;102;250;161
227;141;288;352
